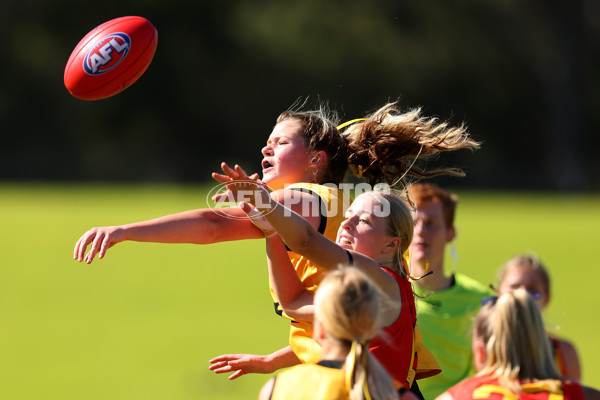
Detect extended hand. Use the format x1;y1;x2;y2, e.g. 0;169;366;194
73;226;125;264
208;353;275;380
211;162;262;203
211;163;271;207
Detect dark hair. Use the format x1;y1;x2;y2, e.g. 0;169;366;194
278;101;480;188
277;107;349;184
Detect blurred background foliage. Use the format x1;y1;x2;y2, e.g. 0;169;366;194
1;0;598;190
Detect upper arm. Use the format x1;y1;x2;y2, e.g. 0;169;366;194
559;338;581;380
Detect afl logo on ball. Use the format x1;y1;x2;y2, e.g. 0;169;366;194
83;32;131;75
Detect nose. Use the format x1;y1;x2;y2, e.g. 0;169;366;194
341;216;356;231
413;220;425;236
261;145;273;157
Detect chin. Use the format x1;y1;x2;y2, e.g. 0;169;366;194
261;174;277;187
409;253;428;264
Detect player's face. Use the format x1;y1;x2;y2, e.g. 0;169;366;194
336;194;396;262
498;266;550;310
261;119;313;190
409;199;453;268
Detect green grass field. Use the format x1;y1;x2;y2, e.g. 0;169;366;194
1;183;598;399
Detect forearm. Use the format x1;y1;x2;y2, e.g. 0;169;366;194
256;194;323;258
265;346;301;371
266;236;309;309
120;207;263;244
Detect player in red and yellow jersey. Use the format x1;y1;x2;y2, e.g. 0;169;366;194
436;290;600;400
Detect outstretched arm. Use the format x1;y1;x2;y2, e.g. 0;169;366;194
73;206;264;263
209;346;300;380
73;163;323;264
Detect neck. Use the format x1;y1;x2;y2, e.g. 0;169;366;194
319;340;350;362
410;259;453;292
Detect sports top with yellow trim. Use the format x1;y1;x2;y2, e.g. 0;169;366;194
369;266;419;390
269;183;350;364
269;360;348;400
444;373;585;400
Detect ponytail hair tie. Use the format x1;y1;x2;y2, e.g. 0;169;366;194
345;339;373;400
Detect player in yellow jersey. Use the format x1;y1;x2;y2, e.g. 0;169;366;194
73;101;479;390
260;267;416;400
209;104;478;386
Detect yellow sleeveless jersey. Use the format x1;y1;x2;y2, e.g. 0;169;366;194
270;362;348;400
270;183;350;364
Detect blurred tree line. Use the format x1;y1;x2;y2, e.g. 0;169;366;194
0;0;598;190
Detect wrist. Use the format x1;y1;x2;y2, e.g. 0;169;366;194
263;229;277;238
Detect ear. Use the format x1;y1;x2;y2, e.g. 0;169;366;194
382;237;402;254
310;150;327;168
313;318;327;345
445;225;456;243
472;337;487;372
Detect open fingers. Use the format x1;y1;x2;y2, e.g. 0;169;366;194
84;232;104;264
211;364;235;374
212;172;232;184
73;236;85;261
228;369;246;380
98;234;112;260
221;162;239;179
233;164;251;180
209;354;242;363
74;231;95;262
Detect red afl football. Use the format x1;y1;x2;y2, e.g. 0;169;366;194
64;16;158;100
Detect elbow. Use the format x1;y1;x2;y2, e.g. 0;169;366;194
285;226;319;254
197;210;222;244
279;304;301;321
280;302;314;323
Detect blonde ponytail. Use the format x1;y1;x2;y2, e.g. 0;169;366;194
476;290;560;391
316;268;398;400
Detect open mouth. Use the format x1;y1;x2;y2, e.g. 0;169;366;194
338;236;352;245
262;160;273;170
411;242;428;251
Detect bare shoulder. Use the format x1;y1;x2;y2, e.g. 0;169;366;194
557;337;581;380
435;392;454;400
258;377;276;400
